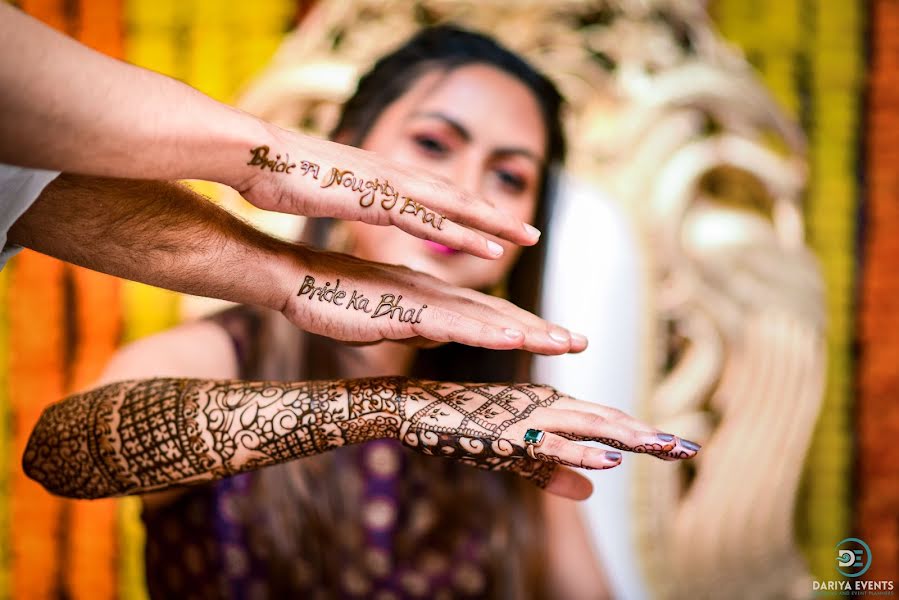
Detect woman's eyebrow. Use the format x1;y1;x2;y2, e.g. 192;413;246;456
411;111;544;165
410;111;472;141
494;147;544;165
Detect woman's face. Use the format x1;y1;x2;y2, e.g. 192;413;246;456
344;63;547;290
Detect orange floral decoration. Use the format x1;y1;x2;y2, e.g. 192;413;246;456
858;0;899;583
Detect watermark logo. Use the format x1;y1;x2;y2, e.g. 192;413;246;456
837;537;873;578
813;537;894;596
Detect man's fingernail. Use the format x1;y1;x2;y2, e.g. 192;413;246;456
549;329;569;344
606;451;622;461
504;328;523;339
523;223;541;239
682;439;702;451
487;240;504;257
657;433;675;442
571;332;588;347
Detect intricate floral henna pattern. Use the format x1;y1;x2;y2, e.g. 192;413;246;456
23;378;571;499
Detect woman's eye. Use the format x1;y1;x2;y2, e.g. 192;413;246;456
413;135;448;156
495;169;526;192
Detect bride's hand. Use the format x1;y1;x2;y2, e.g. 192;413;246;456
394;380;701;500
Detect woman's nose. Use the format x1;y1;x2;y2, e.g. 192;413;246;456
449;157;487;201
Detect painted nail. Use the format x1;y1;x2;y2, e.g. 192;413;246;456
606;451;622;461
523;223;541;239
548;330;569;344
657;433;675;442
486;240;504;257
504;328;523;339
681;439;702;452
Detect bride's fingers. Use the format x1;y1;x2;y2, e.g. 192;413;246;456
548;399;703;459
532;408;695;459
530;408;697;461
552;396;660;431
542;466;594;500
524;431;623;470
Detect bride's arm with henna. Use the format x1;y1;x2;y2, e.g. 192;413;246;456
23;377;700;500
23;377;405;499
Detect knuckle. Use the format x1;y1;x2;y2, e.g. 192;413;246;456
583;411;606;429
605;407;628;421
544;436;565;454
440;310;464;331
464;230;483;249
454;187;473;206
576;444;589;467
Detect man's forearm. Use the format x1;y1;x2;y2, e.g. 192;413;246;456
7;173;302;310
23;377;405;499
0;4;273;189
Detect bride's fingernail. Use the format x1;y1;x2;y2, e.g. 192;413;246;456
657;433;675;442
504;328;523;339
523;223;541;239
606;451;622;461
682;439;702;451
571;332;588;347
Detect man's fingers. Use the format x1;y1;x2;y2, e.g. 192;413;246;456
394;336;445;349
386;209;505;260
407;306;583;355
406;306;526;350
361;263;589;353
445;286;589;353
402;177;540;247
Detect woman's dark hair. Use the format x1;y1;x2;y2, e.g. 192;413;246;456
333;25;566;168
250;25;567;599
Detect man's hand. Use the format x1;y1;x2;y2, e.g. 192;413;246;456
11;175;587;353
281;247;587;354
237;130;541;260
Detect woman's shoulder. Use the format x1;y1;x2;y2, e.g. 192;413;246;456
96;310;244;386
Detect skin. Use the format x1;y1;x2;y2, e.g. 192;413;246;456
23;64;699;595
9;175;583;355
0;4;548;271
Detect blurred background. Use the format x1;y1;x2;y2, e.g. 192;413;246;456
0;0;894;598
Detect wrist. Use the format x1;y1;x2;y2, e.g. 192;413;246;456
261;239;315;314
223;119;314;203
337;377;407;446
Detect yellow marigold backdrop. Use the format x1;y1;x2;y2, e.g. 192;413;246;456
1;0;893;597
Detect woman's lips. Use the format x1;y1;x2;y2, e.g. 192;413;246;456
424;241;461;256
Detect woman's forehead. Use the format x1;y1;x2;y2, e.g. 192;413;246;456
391;64;547;158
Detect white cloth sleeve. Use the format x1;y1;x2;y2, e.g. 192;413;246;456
0;163;60;270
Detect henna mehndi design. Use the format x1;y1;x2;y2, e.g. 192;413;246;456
23;378;570;499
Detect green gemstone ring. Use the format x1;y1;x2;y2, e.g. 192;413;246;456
524;428;545;447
